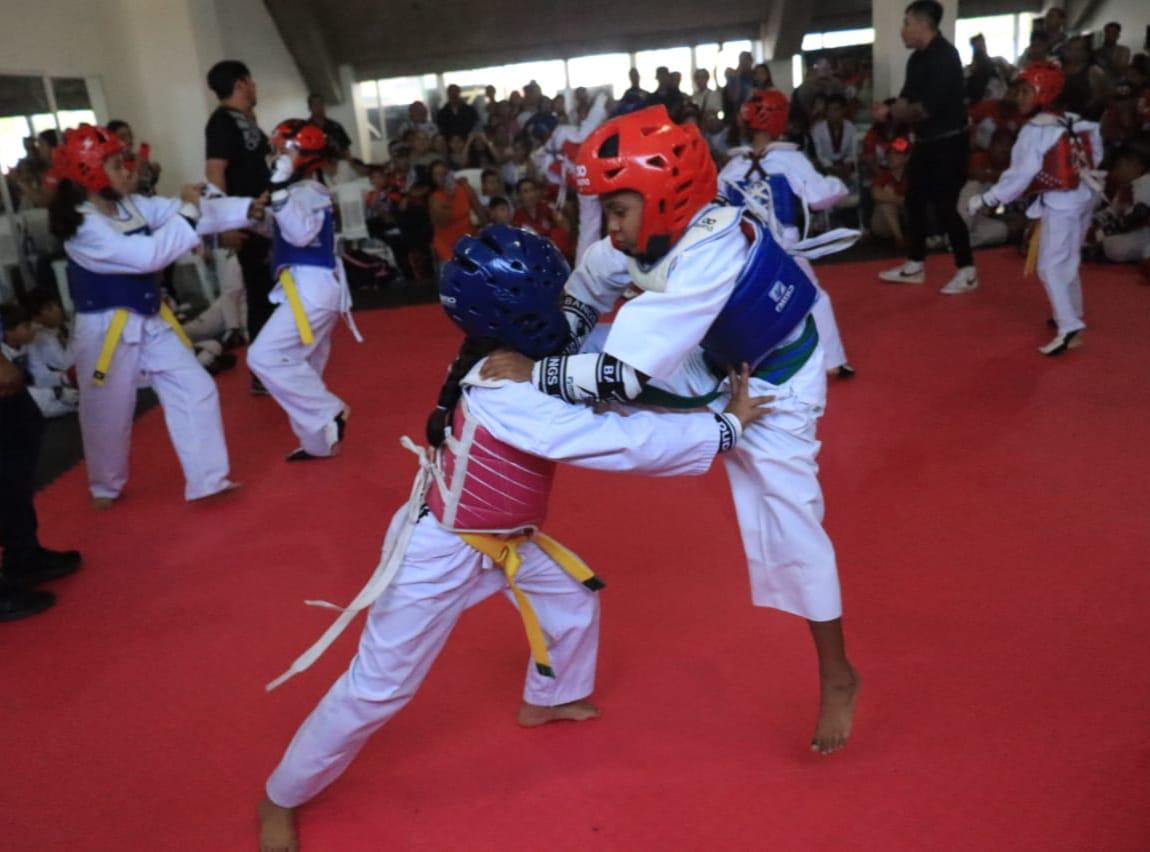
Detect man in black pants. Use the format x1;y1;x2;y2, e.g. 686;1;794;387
879;0;979;295
0;346;81;622
205;60;273;394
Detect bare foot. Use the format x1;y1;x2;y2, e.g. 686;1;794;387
811;666;860;755
258;796;298;852
517;698;600;728
91;497;115;511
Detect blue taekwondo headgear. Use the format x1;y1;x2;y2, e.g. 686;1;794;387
439;225;572;359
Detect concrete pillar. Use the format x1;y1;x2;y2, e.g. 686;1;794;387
873;0;957;99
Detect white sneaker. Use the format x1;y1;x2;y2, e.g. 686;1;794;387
878;261;925;284
1038;330;1083;356
940;266;978;295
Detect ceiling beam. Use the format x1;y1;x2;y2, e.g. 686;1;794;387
263;0;342;102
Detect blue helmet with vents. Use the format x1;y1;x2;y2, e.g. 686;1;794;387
439;225;572;358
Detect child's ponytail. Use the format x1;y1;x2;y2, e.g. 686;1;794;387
425;337;500;447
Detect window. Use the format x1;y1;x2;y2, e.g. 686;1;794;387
801;29;876;52
0;75;98;171
955;13;1029;65
634;46;692;91
694;40;755;88
566;53;631;97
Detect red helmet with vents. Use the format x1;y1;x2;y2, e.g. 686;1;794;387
740;89;790;137
574;105;717;259
1018;60;1065;109
271;119;332;174
57;124;125;193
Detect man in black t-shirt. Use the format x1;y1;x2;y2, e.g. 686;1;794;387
878;0;978;295
205;60;274;385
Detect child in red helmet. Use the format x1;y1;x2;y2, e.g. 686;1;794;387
248;119;362;461
47;124;264;507
719;89;856;378
482;105;860;755
969;60;1103;355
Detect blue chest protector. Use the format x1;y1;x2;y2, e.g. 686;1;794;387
67;223;162;316
272;208;336;271
700;214;817;373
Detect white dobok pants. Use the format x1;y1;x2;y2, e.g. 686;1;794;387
1036;204;1092;336
795;255;848;372
73;310;231;501
248;267;346;456
265;509;600;809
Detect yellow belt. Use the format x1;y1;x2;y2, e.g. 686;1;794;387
1024;220;1041;278
91;304;192;387
457;531;604;678
279;269;315;345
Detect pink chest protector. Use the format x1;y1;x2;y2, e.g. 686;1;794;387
427;396;556;533
1025;128;1095;195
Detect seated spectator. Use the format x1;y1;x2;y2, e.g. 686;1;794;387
478;169;503;206
487;196;513;226
446;134;469;170
429;161;485;262
959;128;1021;248
702;110;733;163
1061;36;1108;120
512;177;572;259
1095;23;1132;79
970;87;1024;150
437;86;479;139
364;166;392;228
1100;80;1143;154
399;100;438;138
0;303;77;418
465;130;499;168
812;94;858;186
870;137;911;248
1100;147;1150;264
860;99;901;182
409;129;438;171
24;289;74;393
107;120;162;196
501;136;537;192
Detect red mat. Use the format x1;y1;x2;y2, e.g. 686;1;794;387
4;249;1149;850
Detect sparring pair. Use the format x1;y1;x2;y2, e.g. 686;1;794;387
967;60;1103;356
480;105;861;755
48;125;263;507
249;120;361;460
257;226;773;851
719;89;856;378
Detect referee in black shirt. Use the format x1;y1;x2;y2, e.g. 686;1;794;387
879;0;978;294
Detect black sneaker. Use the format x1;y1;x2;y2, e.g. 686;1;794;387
2;548;82;587
250;376;271;397
0;584;55;622
206;352;238;376
220;329;247;350
832;365;856;379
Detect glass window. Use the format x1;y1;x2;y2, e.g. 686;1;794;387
501;59;568;99
955;14;1019;64
803;29;875;52
376;76;428;108
634;46;692;92
567;52;631;97
0;115;32;171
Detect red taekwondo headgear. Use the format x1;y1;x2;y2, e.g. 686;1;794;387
575;104;717;260
270;119;333;175
55;124;125;193
1018;60;1065;110
740;89;790;138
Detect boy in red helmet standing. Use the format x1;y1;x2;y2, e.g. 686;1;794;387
483;105;859;755
969;60;1102;355
719;89;856;378
248;120;362;461
47;124;264;507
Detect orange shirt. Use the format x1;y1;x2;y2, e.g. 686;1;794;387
431;184;475;260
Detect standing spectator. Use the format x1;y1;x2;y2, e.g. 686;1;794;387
723;50;756;116
965;34;1013;103
399;101;438;138
794;58;846;125
429;161;484;262
1095;23;1132;79
623;68;649;102
0;313;81;621
306;94;353;157
437;85;480;140
879;0;977;295
107;120;162;196
812;95;859;184
752;63;773;91
204;60;273;391
1060;36;1108;120
1041;8;1069;61
690;68;723;115
1019;30;1052;68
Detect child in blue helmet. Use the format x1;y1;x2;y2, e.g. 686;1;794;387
257;225;772;851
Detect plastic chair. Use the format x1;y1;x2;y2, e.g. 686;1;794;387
334;179;371;242
51;259;73;315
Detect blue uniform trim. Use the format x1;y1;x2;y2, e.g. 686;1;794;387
272;208;336;271
700;214;817;373
767;174;798;227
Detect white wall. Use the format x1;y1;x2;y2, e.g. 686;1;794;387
0;0;310;193
1074;0;1147;52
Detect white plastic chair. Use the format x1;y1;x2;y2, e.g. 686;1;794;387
51;259;73;315
335;179;371;242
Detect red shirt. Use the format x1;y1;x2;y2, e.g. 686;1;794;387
513;205;572;257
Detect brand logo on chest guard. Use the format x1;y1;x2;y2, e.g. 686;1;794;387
697;216;718;231
769;280;794;311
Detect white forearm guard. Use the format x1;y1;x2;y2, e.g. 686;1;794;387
532;352;645;403
558;294;600;356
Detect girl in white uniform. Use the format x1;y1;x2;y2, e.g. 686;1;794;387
248;120;361;461
718;89;854;377
481;106;860;755
47;124;262;506
257;225;769;851
968;60;1103;356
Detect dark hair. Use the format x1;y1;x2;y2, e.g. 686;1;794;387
48;178;89;241
392;144;411;158
308;93;323;106
106;119;130;134
24;287;61;317
1030;30;1050;45
515;177;536;193
1104;21;1121;31
826;94;848;109
905;0;943;29
207;60;252;99
368;165;386;176
488;196;510;210
426;337;501;446
38;129;59;148
0;302;29;332
480;168;498;180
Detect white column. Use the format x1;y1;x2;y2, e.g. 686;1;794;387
873;0;958;98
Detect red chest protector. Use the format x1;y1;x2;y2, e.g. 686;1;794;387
1025;118;1095;195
